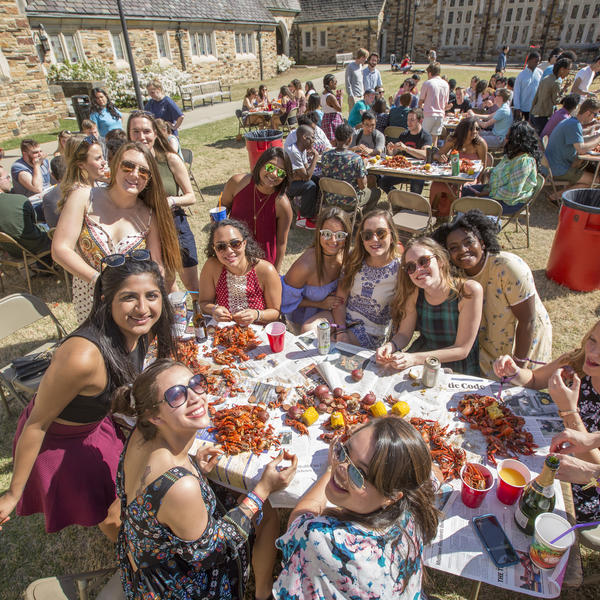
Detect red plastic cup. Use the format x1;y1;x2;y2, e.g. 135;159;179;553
460;463;493;508
496;458;531;505
265;322;286;353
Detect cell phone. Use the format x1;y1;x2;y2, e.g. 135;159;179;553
471;514;520;569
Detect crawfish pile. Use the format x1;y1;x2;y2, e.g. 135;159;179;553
381;155;412;169
174;338;206;372
206;325;260;365
410;417;465;481
460;158;475;173
455;394;537;465
209;405;280;455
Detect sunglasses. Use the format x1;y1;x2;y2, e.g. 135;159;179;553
320;229;348;242
214;239;244;253
404;254;435;275
333;440;368;489
120;160;151;181
360;228;389;242
164;374;208;408
100;249;151;272
264;163;286;178
76;134;98;153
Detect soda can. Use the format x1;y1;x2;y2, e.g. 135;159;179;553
317;321;331;355
422;356;440;388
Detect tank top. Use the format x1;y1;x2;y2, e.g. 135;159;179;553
321;92;338;114
155;155;179;198
215;266;266;313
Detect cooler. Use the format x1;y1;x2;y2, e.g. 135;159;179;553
244;130;283;170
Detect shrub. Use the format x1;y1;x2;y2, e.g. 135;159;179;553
276;54;295;73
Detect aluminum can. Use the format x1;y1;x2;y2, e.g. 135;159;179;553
422;356;440;388
317;321;331;355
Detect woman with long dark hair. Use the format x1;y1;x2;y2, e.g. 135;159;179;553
271;86;298;130
198;219;282;325
221;147;293;271
0;257;175;536
274;417;439;598
113;358;297;599
90;87;123;138
290;78;307;115
282;206;351;333
376;236;482;375
433;210;552;378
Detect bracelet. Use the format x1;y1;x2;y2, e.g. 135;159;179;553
558;409;579;417
581;475;600;493
245;490;264;524
255;309;261;322
390;340;398;353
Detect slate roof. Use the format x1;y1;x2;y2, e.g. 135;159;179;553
25;0;277;25
294;0;385;23
261;0;301;12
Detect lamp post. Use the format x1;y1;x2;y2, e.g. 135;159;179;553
175;27;187;71
409;0;420;60
116;0;144;109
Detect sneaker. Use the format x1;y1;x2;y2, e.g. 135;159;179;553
304;218;317;230
295;216;307;229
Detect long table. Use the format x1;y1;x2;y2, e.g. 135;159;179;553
368;157;482;186
189;325;575;598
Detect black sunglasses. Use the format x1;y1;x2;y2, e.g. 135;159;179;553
214;239;244;253
404;254;435;275
100;249;151;272
164;374;208;408
333;440;368;489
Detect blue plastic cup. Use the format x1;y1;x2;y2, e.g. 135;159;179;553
210;207;227;222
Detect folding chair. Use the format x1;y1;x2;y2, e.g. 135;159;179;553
485;152;494;168
388;190;432;242
500;173;545;248
450;196;503;219
22;567;117;600
318;178;362;232
47;228;71;300
540;153;569;205
0;232;68;299
384;126;406;143
282;107;298;135
235;109;257;139
181;148;206;203
0;293;67;414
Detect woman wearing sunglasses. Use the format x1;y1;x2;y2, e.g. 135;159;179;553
52;141;181;323
112;358;297;600
332;210;401;349
274;417;439;598
0;256;175;536
376;236;482;375
127;110;199;294
221;147;293;271
198;219;282;326
281;206;350;333
433;210;551;379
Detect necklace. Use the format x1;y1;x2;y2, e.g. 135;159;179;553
253;185;272;235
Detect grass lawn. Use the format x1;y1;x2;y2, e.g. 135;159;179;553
1;64;599;599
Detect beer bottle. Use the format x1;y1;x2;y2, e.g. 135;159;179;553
193;302;207;343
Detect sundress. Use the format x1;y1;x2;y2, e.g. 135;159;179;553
410;288;480;375
73;188;150;324
573;376;600;523
345;258;400;349
116;453;252;599
281;277;338;326
215;266;266;313
274;512;423;599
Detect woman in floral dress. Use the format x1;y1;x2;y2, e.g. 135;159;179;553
274;416;439;598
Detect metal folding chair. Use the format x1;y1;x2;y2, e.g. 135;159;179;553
318;177;362;232
388;190;432;243
181;148;205;202
450;196;503;219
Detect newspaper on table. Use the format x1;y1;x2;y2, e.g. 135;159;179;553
190;328;570;598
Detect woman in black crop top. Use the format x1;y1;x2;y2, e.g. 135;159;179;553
0;255;175;536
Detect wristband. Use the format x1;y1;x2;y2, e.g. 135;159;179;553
558;409;579;417
255;309;260;322
246;491;264;524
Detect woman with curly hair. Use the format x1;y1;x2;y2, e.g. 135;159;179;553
433;210;552;378
494;320;600;522
274;417;439;598
376;236;482;375
198;219;282;325
461;121;540;214
332;210;401;349
90;87;122;138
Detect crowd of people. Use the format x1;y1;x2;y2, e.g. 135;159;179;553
0;46;599;600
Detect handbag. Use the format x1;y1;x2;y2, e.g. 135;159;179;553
12;350;53;380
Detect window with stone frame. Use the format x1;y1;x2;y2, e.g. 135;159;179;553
560;1;598;45
111;32;126;62
442;0;476;48
302;29;312;50
499;0;537;48
49;32;83;63
190;32;216;57
318;29;327;49
156;31;171;59
235;32;255;55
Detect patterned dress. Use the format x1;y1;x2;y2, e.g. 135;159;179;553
410;287;480;375
573;376;600;523
273;512;423;599
320;149;367;208
345;259;400;349
321;93;344;142
215;266;266;313
116;458;253;600
73;188;150;324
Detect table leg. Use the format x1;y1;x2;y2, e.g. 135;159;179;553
468;580;481;600
591;161;600;188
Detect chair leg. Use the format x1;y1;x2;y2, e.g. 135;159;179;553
0;384;12;416
526;206;530;248
23;257;33;295
469;580;481;600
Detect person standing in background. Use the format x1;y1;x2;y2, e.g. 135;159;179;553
427;49;437;63
496;46;509;73
145;79;185;136
345;48;368;111
571;56;600;100
419;62;449;147
512;51;543;121
363;53;383;94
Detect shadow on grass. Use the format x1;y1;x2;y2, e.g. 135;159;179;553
206;138;246;150
200;183;227;196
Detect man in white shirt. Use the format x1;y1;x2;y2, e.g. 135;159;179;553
418;62;449;147
345;48;368;111
571;56;600;99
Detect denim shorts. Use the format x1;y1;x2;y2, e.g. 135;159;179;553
173;208;198;267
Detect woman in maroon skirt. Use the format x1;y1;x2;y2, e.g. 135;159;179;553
0;253;175;536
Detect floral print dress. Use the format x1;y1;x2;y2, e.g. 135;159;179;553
274;512;423;599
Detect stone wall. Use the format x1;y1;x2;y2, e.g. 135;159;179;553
0;0;66;143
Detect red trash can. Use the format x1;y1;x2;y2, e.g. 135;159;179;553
546;189;600;291
244;129;283;170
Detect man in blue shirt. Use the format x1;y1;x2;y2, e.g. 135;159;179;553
145;79;184;136
496;46;509;73
476;89;513;148
348;89;376;128
513;51;543;121
10;139;51;198
363;53;383;93
545;98;600;189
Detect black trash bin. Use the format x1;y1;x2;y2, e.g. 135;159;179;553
71;95;91;131
546;188;600;291
244;130;283;169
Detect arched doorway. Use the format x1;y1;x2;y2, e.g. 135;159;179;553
276;21;289;56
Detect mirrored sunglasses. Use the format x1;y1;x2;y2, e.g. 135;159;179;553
100;249;151;272
264;163;286;178
360;228;389;242
404;254;435;275
120;160;151;181
320;229;348;242
214;239;244;253
164;374;208;408
333;440;367;489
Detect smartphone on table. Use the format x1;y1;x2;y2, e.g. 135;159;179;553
471;514;520;569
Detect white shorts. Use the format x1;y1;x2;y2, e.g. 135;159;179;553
423;115;444;136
